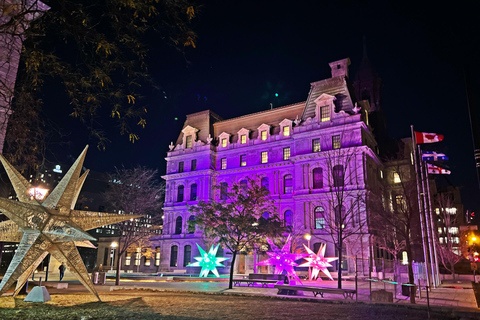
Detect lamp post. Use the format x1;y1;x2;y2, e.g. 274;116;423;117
110;242;118;272
305;234;311;281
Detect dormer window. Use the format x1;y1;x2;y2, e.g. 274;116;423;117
218;132;231;148
237;128;250;146
186;135;192;148
241;135;246;144
283;126;290;136
181;125;199;148
314;93;336;124
261;131;267;141
279;119;293;138
221;138;227;147
320;106;330;122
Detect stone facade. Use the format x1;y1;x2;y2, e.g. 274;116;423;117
154;58;382;275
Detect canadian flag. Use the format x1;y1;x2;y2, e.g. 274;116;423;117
427;163;451;175
415;131;444;144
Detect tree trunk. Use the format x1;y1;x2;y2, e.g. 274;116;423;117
115;248;122;286
228;250;237;289
405;240;416;304
452;263;455;281
337;242;343;289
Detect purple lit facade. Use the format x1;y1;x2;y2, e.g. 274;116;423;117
154;58;382;275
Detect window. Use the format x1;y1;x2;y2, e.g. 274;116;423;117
241;134;247;144
261;177;269;191
155;247;160;266
283;126;290;137
448;227;459;235
283;147;291;160
284;174;293;194
103;248;109;266
125;254;131;266
314;207;325;229
190;184;197;201
380;170;384;179
221;158;227;170
320;106;330;122
175;216;183;234
170;246;178;267
178;161;184;173
393;172;401;183
177;185;184;202
220;182;228;200
312;138;321;152
261;151;268;163
332;135;341;149
284;210;293;233
144;256;151;266
334;205;345;226
395;194;405;211
313;242;322;253
186;135;192;148
221;138;227;147
261;130;267;141
191;159;197;171
313;168;323;189
188;215;196;234
240;154;247;167
333;165;344;187
183;245;192;267
134;248;140;266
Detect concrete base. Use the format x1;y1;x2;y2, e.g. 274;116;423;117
24;286;51;303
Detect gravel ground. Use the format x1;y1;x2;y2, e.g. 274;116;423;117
0;290;477;320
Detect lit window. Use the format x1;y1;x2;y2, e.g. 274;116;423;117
221;138;227;147
283;147;290;160
448;227;458;234
446;207;457;215
186;135;192;148
144;256;151;266
135;248;141;266
332;135;341;149
221;158;227;170
155;247;160;266
439;238;444;244
312;138;321;152
393;172;401;183
283;126;290;137
261;151;268;163
240;155;247;167
261;130;267;141
438;227;442;234
241;134;247;144
380;170;384;179
320;106;330;122
125;254;131;266
314;207;325;229
402;251;408;265
435;208;440;215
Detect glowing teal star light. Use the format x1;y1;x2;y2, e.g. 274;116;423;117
188;243;228;277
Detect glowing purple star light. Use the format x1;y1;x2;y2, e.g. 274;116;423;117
256;235;309;284
299;243;338;281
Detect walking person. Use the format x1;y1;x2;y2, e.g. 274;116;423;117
59;263;66;281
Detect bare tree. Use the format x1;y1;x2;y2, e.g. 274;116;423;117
104;166;164;285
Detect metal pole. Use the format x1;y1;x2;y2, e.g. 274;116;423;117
355;255;358;303
411;125;431;287
425;169;441;286
418;148;436;288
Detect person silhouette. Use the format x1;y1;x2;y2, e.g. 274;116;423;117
59;263;66;281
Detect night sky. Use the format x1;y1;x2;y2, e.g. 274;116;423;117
42;1;480;221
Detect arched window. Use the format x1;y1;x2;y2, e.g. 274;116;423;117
284;174;293;194
334;205;346;227
314;206;325;229
261;177;269;191
220;182;228;200
284;210;293;233
175;216;183;234
187;215;196;234
177;185;184;202
333;165;344;187
313;168;323;189
170;245;178;267
190;183;197;201
183;245;192;267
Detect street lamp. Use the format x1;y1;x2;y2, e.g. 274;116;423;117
110;242;118;272
305;234;311;281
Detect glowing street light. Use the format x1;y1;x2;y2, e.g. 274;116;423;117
110;242;118;271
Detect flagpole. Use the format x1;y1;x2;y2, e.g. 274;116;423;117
418;145;436;288
411;125;431;287
425;162;440;286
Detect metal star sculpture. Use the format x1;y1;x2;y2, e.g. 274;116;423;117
0;146;141;301
187;243;228;277
256;235;309;284
299;244;338;281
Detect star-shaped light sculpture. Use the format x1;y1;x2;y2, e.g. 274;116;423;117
299;243;338;281
256;235;309;284
187;243;228;277
0;146;142;301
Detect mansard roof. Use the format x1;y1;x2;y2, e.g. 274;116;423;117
175;110;223;146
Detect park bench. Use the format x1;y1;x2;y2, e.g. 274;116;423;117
274;284;356;300
233;273;286;287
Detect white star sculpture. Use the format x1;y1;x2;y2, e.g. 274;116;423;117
188;244;228;277
299;244;338;281
0;146;141;300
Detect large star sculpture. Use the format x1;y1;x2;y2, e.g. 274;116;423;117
299;244;338;281
0;146;141;301
256;235;309;284
187;243;228;277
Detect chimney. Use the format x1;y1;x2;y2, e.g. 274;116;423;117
329;58;351;78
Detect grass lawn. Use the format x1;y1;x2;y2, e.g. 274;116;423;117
0;290;476;320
